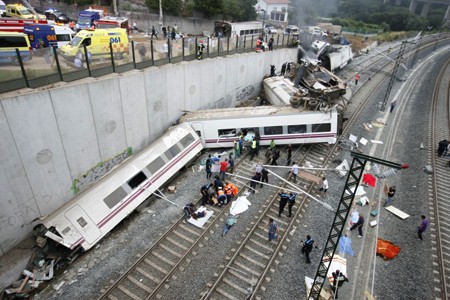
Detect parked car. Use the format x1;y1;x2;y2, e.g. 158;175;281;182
284;25;299;36
45;9;69;24
265;25;278;34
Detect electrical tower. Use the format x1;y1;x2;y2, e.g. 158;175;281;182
308;152;407;299
380;41;408;112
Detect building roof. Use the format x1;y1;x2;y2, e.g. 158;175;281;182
265;0;290;4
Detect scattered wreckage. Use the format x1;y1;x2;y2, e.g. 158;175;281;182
263;61;349;112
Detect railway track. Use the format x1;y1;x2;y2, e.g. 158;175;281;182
98;150;291;300
199;35;450;300
428;54;450;300
97;35;449;300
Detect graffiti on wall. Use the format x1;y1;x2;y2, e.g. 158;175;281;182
0;198;38;234
72;147;132;194
236;85;255;102
198;84;256;110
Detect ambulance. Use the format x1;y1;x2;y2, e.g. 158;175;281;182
61;28;128;60
24;24;74;48
0;31;32;64
5;4;46;20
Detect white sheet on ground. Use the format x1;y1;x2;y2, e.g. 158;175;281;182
230;196;251;216
188;206;214;228
345;185;366;196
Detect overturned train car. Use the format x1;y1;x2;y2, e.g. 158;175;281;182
40;123;203;251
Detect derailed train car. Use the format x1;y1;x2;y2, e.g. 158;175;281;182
39;123;203;251
179;106;341;148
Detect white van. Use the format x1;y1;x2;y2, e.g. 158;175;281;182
0;1;6;17
54;25;74;48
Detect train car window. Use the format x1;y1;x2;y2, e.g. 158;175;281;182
104;186;128;209
218;129;236;138
62;226;71;235
312;123;331;132
264;126;283;135
127;171;147;189
146;157;165;175
164;144;181;161
77;217;88;228
180;133;195;147
169;144;181;156
288;125;307;134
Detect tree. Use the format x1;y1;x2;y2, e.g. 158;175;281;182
146;0;183;16
223;0;242;21
194;0;223;18
239;0;257;21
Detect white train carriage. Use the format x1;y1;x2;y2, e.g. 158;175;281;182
179;106;341;148
40;123;203;251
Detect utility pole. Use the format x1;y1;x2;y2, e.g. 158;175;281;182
380;40;407;112
308;151;408;299
159;0;163;29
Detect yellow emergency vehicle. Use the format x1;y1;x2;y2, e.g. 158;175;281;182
5;4;46;20
61;28;129;60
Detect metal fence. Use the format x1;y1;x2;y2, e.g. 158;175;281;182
0;34;295;93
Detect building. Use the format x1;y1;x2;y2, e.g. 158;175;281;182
255;0;290;28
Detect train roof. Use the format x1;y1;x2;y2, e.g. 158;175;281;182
179;106;331;122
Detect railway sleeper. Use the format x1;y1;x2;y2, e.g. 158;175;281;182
135;266;160;284
215;287;240;300
223;276;253;295
244;244;271;260
144;257;170;275
239;253;266;268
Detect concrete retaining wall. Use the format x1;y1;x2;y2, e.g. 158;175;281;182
0;48;297;256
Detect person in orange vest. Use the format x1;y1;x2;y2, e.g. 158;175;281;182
69;21;75;31
217;187;227;206
224;182;239;204
354;73;360;85
256;38;261;52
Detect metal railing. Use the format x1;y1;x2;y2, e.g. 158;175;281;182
0;34;294;94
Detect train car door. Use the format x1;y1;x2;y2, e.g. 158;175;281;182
190;122;205;146
65;205;102;245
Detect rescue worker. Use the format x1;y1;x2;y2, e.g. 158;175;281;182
270;147;280;166
234;140;240;158
256;38;261;52
69;21;75;32
183;203;195;220
250;137;257;160
201;183;213;205
217;187;227;206
270;64;276;77
197;41;205;60
331;270;349;299
260;167;269;187
287;193;296;217
238;133;244;154
224;182;238;204
278;191;289;217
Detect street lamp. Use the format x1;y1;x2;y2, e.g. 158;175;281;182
261;9;266;37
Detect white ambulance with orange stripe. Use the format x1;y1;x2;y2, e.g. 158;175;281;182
60;28;128;60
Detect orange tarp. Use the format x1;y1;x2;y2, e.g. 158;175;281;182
376;238;401;260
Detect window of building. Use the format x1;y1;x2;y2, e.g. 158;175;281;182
127;171;147;189
218;129;236;138
264;126;283;135
77;217;88;228
146;157;165;175
312;123;331;132
104;186;128;209
288;125;307;134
